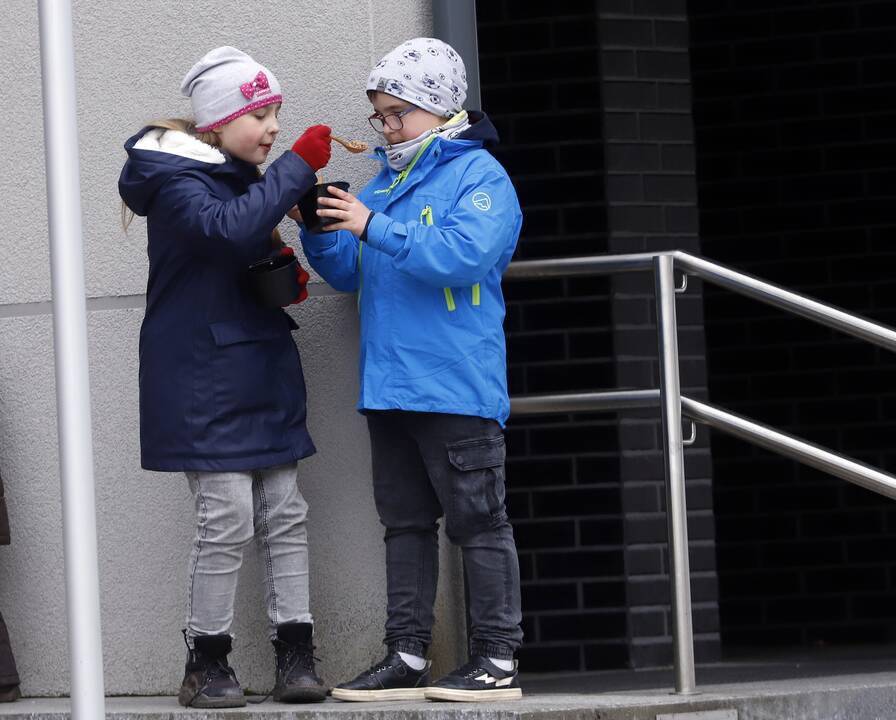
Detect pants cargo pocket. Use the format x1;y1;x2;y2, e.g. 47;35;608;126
445;435;507;540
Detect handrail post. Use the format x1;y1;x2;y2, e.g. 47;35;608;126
653;255;697;694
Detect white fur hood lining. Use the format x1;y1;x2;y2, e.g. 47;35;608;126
133;128;226;164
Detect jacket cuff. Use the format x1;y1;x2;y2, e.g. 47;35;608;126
276;148;314;177
359;211;376;243
364;212;404;256
299;223;339;251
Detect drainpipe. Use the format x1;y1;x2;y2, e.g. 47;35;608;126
37;1;106;717
431;0;482;667
433;0;481;110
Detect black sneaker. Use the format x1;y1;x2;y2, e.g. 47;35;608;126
331;651;430;701
425;656;521;702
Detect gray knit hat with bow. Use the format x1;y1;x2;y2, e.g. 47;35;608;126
181;46;282;132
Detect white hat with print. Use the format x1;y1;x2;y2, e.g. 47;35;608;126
366;37;467;118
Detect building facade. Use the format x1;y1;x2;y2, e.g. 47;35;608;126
1;0;894;697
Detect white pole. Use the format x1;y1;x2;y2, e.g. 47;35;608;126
37;1;106;717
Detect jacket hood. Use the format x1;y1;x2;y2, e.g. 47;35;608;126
119;127;250;216
456;110;499;147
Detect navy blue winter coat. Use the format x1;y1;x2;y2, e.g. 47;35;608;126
118;127;316;471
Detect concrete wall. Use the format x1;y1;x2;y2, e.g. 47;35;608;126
0;0;467;697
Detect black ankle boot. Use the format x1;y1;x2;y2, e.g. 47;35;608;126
272;622;327;703
177;633;246;708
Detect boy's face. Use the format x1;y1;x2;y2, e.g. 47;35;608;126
214;103;281;165
370;92;444;145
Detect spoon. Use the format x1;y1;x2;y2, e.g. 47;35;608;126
331;135;369;153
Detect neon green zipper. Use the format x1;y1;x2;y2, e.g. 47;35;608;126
419;205;457;313
373;112;468;196
375;135;439;195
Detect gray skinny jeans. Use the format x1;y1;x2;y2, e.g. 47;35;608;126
184;462;312;642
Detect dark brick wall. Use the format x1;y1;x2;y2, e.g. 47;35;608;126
689;0;896;647
478;1;626;672
479;0;720;671
598;0;720;668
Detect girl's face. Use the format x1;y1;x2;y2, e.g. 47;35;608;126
214;103;281;164
369;91;445;145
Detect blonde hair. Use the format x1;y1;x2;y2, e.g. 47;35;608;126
121;118;282;247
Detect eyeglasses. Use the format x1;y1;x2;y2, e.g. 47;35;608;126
368;106;418;133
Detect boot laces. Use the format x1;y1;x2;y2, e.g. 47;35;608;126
205;656;236;682
366;654;401;676
280;642;320;676
179;631;239;708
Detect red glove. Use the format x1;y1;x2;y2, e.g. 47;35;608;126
280;246;310;304
291;124;332;171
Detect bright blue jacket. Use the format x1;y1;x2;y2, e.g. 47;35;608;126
300;112;521;425
119;127;317;471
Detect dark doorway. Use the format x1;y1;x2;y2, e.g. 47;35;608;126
690;0;896;651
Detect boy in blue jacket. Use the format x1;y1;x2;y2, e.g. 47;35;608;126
299;38;524;702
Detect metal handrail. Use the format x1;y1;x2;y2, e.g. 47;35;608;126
675;252;896;352
511;391;896;502
504;252;662;278
680;397;896;501
505;250;896;694
511;389;660;415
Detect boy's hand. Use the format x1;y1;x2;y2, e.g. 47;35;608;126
287;205;302;222
316;186;372;237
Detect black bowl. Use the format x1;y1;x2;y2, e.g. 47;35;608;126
298;181;350;234
247;253;299;308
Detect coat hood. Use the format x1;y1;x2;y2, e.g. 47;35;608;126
456;110;500;147
119;127;252;216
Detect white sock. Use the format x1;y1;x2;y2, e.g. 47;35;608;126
489;657;514;672
398;651;427;670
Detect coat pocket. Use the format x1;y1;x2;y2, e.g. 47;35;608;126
447;435;506;471
205;319;300;437
445;435;507;539
419;203;478;320
209;319;285;346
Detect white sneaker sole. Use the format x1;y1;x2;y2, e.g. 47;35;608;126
331;686;428;702
424;686;523;702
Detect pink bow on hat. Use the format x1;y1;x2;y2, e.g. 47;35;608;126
240;71;270;99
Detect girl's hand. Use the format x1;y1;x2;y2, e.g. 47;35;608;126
291;125;332;171
317;186;371;237
287;205;302;222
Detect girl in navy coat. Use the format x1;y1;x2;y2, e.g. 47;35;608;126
118;47;331;708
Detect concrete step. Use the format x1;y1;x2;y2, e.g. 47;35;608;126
2;655;895;719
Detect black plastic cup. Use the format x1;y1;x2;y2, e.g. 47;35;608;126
298;181;350;234
247;253;300;308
